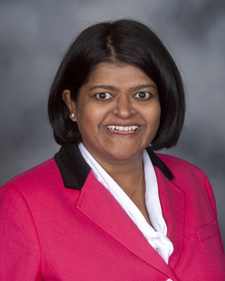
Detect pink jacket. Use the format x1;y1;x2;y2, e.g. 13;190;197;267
0;145;224;280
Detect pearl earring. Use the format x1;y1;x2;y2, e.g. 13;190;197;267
71;113;76;118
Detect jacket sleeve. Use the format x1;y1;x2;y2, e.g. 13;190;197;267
0;184;42;280
203;173;225;253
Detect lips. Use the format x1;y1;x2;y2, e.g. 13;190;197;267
106;125;138;134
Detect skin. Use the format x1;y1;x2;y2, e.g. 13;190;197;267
62;62;161;225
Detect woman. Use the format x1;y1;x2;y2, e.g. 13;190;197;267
0;19;224;280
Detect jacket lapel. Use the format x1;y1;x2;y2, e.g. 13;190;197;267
75;171;176;278
55;145;185;275
155;167;185;269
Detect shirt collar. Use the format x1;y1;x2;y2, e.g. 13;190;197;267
54;144;173;190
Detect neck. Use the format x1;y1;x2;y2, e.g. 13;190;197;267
80;142;145;195
95;155;144;196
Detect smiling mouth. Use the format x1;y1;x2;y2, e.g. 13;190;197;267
106;125;138;134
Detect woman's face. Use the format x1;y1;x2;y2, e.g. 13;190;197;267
63;62;161;165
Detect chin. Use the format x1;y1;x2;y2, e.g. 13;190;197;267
105;149;142;162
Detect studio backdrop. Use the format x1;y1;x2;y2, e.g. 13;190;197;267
0;0;224;246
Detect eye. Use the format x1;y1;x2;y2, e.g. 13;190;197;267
95;92;112;100
134;92;152;100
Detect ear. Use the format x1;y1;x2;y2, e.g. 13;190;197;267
62;89;77;122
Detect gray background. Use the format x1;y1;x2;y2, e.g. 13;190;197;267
0;0;224;247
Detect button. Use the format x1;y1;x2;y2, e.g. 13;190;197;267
155;247;160;254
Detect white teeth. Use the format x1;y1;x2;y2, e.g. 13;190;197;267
106;125;138;133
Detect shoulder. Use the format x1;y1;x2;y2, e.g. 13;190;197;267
155;152;218;212
155;152;207;183
156;152;202;173
0;158;62;195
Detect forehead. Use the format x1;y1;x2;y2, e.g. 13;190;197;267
86;62;156;87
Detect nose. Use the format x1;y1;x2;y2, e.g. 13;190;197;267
112;96;135;119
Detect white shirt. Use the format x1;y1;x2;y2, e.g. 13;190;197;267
78;143;174;263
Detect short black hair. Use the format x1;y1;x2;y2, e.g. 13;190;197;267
48;19;185;150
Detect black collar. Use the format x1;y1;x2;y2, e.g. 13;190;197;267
54;144;173;190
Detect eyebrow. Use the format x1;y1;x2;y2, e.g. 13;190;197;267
89;84;157;91
130;84;157;91
89;85;116;91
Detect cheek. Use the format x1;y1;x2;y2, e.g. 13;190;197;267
76;104;105;131
155;107;161;125
146;104;161;126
